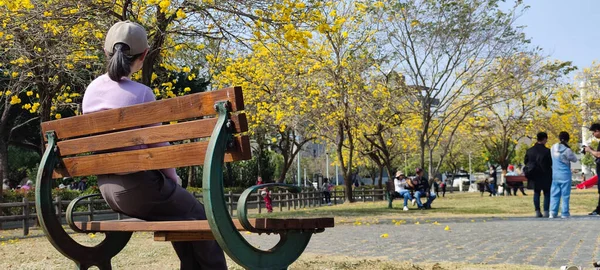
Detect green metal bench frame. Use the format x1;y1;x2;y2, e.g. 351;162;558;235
35;101;319;269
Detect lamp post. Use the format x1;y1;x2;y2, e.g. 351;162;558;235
468;152;472;179
335;164;339;186
580;81;591;175
304;168;307;187
326;152;330;181
297;152;301;186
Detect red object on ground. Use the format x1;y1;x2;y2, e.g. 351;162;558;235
577;175;598;189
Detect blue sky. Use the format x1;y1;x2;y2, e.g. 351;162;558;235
512;1;600;80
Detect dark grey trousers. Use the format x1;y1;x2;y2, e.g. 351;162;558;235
98;170;227;270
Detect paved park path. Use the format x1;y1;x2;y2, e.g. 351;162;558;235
244;216;600;269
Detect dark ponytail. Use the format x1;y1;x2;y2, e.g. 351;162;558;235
558;131;570;149
106;43;142;82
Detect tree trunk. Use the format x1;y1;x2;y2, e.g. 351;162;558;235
378;166;384;189
420;139;426;170
0;139;7;199
337;121;354;203
370;170;376;186
225;163;234;187
141;10;169;86
186;166;194;187
428;147;434;180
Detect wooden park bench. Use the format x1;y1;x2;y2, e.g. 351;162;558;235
505;175;527;194
385;181;400;208
35;86;334;269
505;175;527;187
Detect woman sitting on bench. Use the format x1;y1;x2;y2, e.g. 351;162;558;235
393;171;413;211
82;21;227;269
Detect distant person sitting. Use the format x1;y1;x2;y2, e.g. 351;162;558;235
21;180;33;191
77;177;88;191
507;165;527;196
477;179;488;196
412;168;436;209
393;171;413;211
70;180;78;190
2;179;10;190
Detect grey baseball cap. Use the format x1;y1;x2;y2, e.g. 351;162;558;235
104;21;149;55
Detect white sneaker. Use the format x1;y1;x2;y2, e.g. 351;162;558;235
561;216;570;219
403;206;409;211
549;215;555;219
411;199;416;206
327;203;332;206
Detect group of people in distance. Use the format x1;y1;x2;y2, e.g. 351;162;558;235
524;131;577;218
392;168;437;211
519;127;600;219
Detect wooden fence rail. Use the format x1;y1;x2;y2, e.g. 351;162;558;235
0;188;386;236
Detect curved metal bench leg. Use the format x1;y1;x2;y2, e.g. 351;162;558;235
203;103;313;269
36;131;132;269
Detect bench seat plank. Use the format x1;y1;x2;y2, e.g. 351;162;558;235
154;231;220;241
75;218;334;232
53;136;251;178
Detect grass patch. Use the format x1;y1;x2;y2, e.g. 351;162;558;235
255;189;599;220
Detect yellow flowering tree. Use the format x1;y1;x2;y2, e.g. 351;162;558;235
469;54;575;172
301;0;387;202
212;41;324;183
0;0;110;189
379;0;533;178
356;71;419;188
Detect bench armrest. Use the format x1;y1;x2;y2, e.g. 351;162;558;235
237;183;302;233
202;101;313;269
35;132;132;268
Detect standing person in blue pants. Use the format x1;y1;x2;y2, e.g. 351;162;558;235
549;131;578;218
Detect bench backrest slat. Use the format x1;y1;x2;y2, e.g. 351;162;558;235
53;136;251;178
56;114;247;156
40;87;250;178
42;86;243;141
505;176;527;182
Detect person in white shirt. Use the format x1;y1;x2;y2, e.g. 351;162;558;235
394;171;413;211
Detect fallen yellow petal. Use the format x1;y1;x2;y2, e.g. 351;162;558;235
380;233;389;238
444;225;451;231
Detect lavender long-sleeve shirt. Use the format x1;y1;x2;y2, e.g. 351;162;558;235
82;74;179;181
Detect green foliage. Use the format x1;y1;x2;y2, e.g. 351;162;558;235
223;149;279;187
1;188;81;216
270;152;287;182
582;141;599;168
7;146;40;185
